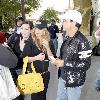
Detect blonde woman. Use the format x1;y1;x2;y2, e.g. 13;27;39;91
21;21;55;100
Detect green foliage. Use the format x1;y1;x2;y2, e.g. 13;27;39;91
26;0;40;10
0;0;20;16
74;0;81;8
24;0;40;14
0;0;20;31
40;8;60;23
73;0;91;36
0;0;40;31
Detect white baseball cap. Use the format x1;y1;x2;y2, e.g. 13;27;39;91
62;10;82;24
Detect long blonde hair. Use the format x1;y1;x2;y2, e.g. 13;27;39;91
32;28;50;52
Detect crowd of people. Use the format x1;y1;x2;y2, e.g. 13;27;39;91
0;10;92;100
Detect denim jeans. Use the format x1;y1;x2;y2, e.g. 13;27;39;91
56;78;83;100
96;68;100;88
51;38;58;53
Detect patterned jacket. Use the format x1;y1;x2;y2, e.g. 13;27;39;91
60;31;92;87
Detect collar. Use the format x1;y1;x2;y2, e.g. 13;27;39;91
64;31;79;41
25;35;34;45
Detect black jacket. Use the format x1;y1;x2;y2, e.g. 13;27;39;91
7;33;22;57
60;31;92;87
21;37;54;73
7;33;23;69
48;24;59;39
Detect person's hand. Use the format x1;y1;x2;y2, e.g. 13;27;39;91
49;56;56;63
53;59;64;67
2;42;9;47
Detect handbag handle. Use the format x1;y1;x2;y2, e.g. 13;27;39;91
22;56;36;74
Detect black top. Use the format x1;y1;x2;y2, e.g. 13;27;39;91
48;24;59;39
7;33;23;69
21;37;49;73
7;33;22;57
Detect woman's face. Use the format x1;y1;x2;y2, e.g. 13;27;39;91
34;28;44;39
21;24;31;39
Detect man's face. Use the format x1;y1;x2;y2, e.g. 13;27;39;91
62;19;71;32
17;20;23;27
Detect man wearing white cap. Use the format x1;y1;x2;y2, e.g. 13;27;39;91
52;10;92;100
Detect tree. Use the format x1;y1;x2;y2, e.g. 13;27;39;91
0;0;40;31
0;0;21;30
21;0;40;20
73;0;96;47
73;0;92;36
40;8;60;23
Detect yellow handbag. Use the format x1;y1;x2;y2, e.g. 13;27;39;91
17;56;44;94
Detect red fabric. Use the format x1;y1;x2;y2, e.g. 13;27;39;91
0;32;6;43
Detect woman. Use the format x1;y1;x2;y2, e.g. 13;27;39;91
7;21;34;100
20;21;53;100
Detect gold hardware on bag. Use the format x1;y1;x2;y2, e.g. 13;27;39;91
17;56;44;94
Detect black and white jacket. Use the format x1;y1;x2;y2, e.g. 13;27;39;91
60;31;92;87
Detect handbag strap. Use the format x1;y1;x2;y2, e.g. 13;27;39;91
22;56;36;74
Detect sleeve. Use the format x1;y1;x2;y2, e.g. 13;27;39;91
64;40;92;71
7;33;18;48
7;34;15;47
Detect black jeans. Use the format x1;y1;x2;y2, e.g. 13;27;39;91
12;95;24;100
31;72;50;100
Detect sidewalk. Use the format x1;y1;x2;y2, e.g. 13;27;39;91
47;56;100;100
47;33;100;100
80;56;100;100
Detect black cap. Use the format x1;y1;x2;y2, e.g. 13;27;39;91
35;20;47;29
